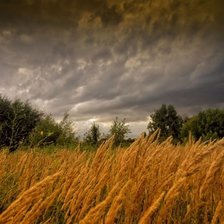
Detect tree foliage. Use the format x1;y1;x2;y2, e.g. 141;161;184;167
29;113;77;147
84;122;101;146
28;115;61;147
110;117;130;146
181;109;224;141
148;104;183;142
57;112;77;146
0;96;42;151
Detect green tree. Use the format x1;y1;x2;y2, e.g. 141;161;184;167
0;96;12;147
0;96;42;152
57;112;77;146
110;117;130;146
84;122;101;146
148;104;183;142
28;115;62;147
29;113;77;147
181;109;224;141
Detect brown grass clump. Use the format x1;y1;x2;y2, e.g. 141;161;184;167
139;191;165;224
0;135;224;223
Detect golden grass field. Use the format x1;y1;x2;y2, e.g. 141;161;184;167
0;132;224;224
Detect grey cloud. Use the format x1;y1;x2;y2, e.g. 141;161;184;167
92;48;112;61
0;0;224;136
98;5;123;26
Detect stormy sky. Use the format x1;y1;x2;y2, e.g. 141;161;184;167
0;0;224;136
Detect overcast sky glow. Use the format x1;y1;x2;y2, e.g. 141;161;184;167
0;0;224;137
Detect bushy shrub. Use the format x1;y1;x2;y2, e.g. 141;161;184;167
0;95;42;152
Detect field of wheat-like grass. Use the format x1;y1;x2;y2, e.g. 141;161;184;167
0;132;224;224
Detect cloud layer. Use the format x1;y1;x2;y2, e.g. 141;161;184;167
0;0;224;135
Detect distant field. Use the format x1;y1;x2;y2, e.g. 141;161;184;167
0;133;224;224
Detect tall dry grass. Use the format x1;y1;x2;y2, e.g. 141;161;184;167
0;132;224;224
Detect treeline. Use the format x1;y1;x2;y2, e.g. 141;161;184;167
0;95;130;151
148;104;224;143
0;95;223;152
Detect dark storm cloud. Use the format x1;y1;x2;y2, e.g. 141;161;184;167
0;0;224;135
